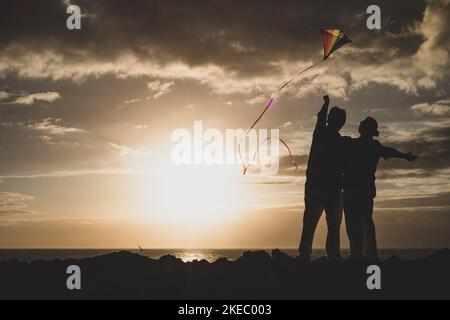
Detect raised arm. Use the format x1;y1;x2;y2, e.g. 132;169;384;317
378;143;417;161
315;95;330;132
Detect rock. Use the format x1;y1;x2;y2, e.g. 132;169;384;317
0;249;449;299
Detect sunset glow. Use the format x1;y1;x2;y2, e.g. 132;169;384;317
0;0;449;250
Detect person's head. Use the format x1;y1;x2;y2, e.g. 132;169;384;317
327;106;347;131
359;117;379;138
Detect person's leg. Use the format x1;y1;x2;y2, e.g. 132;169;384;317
362;197;379;262
324;189;343;261
298;185;324;260
344;190;364;260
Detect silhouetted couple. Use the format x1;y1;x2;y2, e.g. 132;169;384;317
298;95;417;263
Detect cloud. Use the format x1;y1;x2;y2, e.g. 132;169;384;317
376;123;450;179
124;98;142;105
246;95;267;105
0;0;447;98
0;192;35;217
295;74;349;99
276;119;450;180
376;192;450;210
28;118;84;135
11;92;61;105
415;0;450;79
412;100;450;116
0;91;9;100
109;143;153;157
0;0;447;249
0;0;447;182
147;81;175;99
278;154;309;176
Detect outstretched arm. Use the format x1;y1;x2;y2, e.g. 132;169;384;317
378;144;417;161
315;95;330;131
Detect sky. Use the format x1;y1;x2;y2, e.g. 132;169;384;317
0;0;449;249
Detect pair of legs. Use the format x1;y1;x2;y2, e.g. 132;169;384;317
298;184;343;261
343;189;378;262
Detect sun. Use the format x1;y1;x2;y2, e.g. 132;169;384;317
149;165;237;229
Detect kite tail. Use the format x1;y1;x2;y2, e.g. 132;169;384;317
279;138;298;172
241;137;298;175
239;59;325;175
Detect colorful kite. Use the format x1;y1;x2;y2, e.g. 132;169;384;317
240;29;352;175
322;29;353;60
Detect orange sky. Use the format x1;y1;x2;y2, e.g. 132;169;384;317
0;0;449;248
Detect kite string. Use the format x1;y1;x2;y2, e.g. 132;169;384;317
239;59;326;175
277;60;324;91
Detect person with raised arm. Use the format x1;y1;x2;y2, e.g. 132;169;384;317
298;95;347;262
343;117;417;263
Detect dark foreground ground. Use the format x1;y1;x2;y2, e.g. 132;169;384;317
0;249;449;299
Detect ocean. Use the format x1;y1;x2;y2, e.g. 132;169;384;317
0;249;440;263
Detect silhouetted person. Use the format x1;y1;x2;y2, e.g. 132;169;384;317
299;95;347;262
343;117;417;262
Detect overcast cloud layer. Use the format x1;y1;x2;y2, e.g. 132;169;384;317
0;0;449;247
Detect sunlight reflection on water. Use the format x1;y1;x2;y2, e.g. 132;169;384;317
141;250;245;262
177;251;218;262
0;249;437;263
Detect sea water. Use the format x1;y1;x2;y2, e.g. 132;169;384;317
0;248;439;263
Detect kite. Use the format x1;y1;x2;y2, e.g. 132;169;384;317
322;29;353;60
239;29;352;175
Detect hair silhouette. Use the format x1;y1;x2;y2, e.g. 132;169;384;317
328;106;347;131
359;117;379;137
